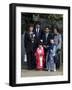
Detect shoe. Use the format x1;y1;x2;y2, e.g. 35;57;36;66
48;70;50;72
54;69;56;72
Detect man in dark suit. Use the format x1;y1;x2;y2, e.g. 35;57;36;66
34;22;42;41
42;26;53;68
42;26;53;49
24;24;37;70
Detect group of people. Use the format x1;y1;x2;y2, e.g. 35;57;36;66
24;22;62;72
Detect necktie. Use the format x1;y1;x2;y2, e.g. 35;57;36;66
37;28;39;37
46;33;48;41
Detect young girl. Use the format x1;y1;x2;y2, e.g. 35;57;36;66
35;41;45;70
46;39;56;71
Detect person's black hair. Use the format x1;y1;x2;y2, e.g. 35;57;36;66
44;25;52;30
35;21;41;25
38;40;43;45
53;25;60;33
27;23;34;31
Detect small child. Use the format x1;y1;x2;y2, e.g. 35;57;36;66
35;40;45;70
46;39;56;71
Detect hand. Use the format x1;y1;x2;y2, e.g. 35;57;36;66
43;45;47;48
46;45;49;48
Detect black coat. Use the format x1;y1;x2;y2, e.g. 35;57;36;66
33;28;42;40
42;32;53;46
24;32;37;53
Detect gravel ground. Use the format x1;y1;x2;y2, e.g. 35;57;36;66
21;65;63;77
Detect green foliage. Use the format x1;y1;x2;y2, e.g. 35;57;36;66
47;14;63;25
21;13;63;34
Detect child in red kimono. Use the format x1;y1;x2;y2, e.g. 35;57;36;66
35;41;45;70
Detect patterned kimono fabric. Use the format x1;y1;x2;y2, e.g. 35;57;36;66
54;34;62;69
46;44;56;71
35;47;45;70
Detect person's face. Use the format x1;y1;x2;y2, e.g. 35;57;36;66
36;24;40;28
45;28;49;33
50;39;54;44
54;28;58;34
39;44;42;48
29;26;33;32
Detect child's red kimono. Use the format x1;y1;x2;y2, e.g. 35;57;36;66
35;47;45;70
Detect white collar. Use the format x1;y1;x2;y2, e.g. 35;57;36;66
29;32;33;34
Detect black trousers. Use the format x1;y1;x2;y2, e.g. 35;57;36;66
27;52;36;70
54;49;61;69
44;47;47;68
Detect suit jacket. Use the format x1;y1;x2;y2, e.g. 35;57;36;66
24;32;37;53
42;32;53;46
33;28;42;40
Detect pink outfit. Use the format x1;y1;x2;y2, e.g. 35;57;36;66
35;47;45;70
